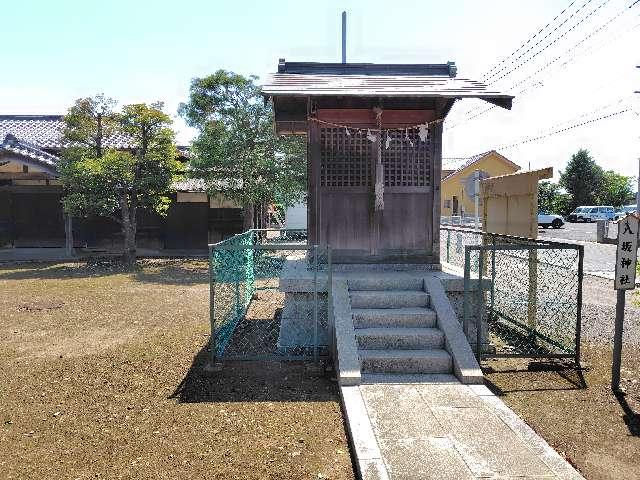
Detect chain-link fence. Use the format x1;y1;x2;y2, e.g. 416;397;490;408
441;227;584;364
208;229;331;363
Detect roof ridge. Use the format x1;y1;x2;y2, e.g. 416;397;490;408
0;114;63;120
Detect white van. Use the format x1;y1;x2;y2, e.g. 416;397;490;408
568;206;615;222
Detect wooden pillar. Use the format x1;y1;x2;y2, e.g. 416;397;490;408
430;118;443;263
307;108;321;247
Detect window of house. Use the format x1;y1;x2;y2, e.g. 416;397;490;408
444;199;451;209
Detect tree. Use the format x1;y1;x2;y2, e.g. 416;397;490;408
559;149;604;211
538;181;561;212
179;70;305;230
538;181;572;215
597;170;634;208
59;96;180;266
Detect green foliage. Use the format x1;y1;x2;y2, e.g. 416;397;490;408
597;170;634;208
538;181;572;215
179;70;306;217
538;181;561;212
538;149;634;215
559;149;604;211
558;149;634;210
62;94;118;158
59;96;181;263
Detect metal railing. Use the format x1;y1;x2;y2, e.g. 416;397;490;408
208;229;331;364
441;214;482;229
441;226;584;364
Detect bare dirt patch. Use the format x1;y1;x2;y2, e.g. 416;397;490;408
0;260;354;480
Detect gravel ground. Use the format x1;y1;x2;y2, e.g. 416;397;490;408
580;275;640;345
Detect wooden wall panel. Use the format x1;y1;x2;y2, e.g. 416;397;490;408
379;192;430;252
319;191;371;250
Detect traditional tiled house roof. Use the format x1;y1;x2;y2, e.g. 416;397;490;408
0;114;193;187
0;134;59;167
0;115;136;150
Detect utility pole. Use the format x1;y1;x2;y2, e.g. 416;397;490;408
635;67;639;214
612;66;640;391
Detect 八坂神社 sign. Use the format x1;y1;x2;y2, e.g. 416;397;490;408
615;214;639;290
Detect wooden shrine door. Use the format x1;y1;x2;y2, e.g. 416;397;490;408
310;109;437;263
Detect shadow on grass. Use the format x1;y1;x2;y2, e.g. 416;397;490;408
615;391;640;437
170;346;337;403
0;258;208;285
483;360;587;395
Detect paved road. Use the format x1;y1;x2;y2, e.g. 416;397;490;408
537;222;616;277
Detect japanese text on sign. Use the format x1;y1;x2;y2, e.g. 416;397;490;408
614;215;639;290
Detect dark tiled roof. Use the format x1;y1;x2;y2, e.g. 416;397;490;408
173;178;207;192
277;60;457;77
0;115;135;150
0;134;60;174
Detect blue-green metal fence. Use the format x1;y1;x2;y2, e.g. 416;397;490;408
208;229;331;363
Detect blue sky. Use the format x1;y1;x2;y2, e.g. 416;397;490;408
1;0;638;177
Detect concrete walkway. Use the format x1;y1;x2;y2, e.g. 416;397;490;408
341;376;583;480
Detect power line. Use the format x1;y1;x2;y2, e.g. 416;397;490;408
483;0;598;84
494;108;630;152
447;2;639;128
486;0;612;86
507;2;639;92
479;0;579;81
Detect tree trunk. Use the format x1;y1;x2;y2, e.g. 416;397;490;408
64;214;74;257
243;203;255;232
261;201;269;229
120;194;137;267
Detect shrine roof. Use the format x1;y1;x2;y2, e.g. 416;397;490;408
262;60;513;110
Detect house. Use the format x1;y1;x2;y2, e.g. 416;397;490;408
441;150;520;217
0;115;243;251
262;59;513;264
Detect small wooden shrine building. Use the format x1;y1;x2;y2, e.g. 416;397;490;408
262;60;513;264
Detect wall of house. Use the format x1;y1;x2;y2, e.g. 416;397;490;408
441;152;519;217
0;158;49;173
0;186;243;251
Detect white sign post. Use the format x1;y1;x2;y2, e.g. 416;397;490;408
612;214;639;391
614;215;639;289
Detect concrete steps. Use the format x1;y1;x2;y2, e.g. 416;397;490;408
347;277;424;291
350;290;429;309
352;307;437;328
359;349;452;374
349;285;453;376
355;327;444;350
360;373;459;384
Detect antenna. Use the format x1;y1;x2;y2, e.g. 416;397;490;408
341;11;347;63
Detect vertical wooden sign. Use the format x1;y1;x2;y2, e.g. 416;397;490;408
614;214;639;290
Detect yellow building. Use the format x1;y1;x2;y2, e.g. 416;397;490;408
441;150;520;217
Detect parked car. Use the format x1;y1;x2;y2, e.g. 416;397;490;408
567;206;615;222
538;212;564;229
614;205;637;220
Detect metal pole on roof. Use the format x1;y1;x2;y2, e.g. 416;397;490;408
341;11;347;63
